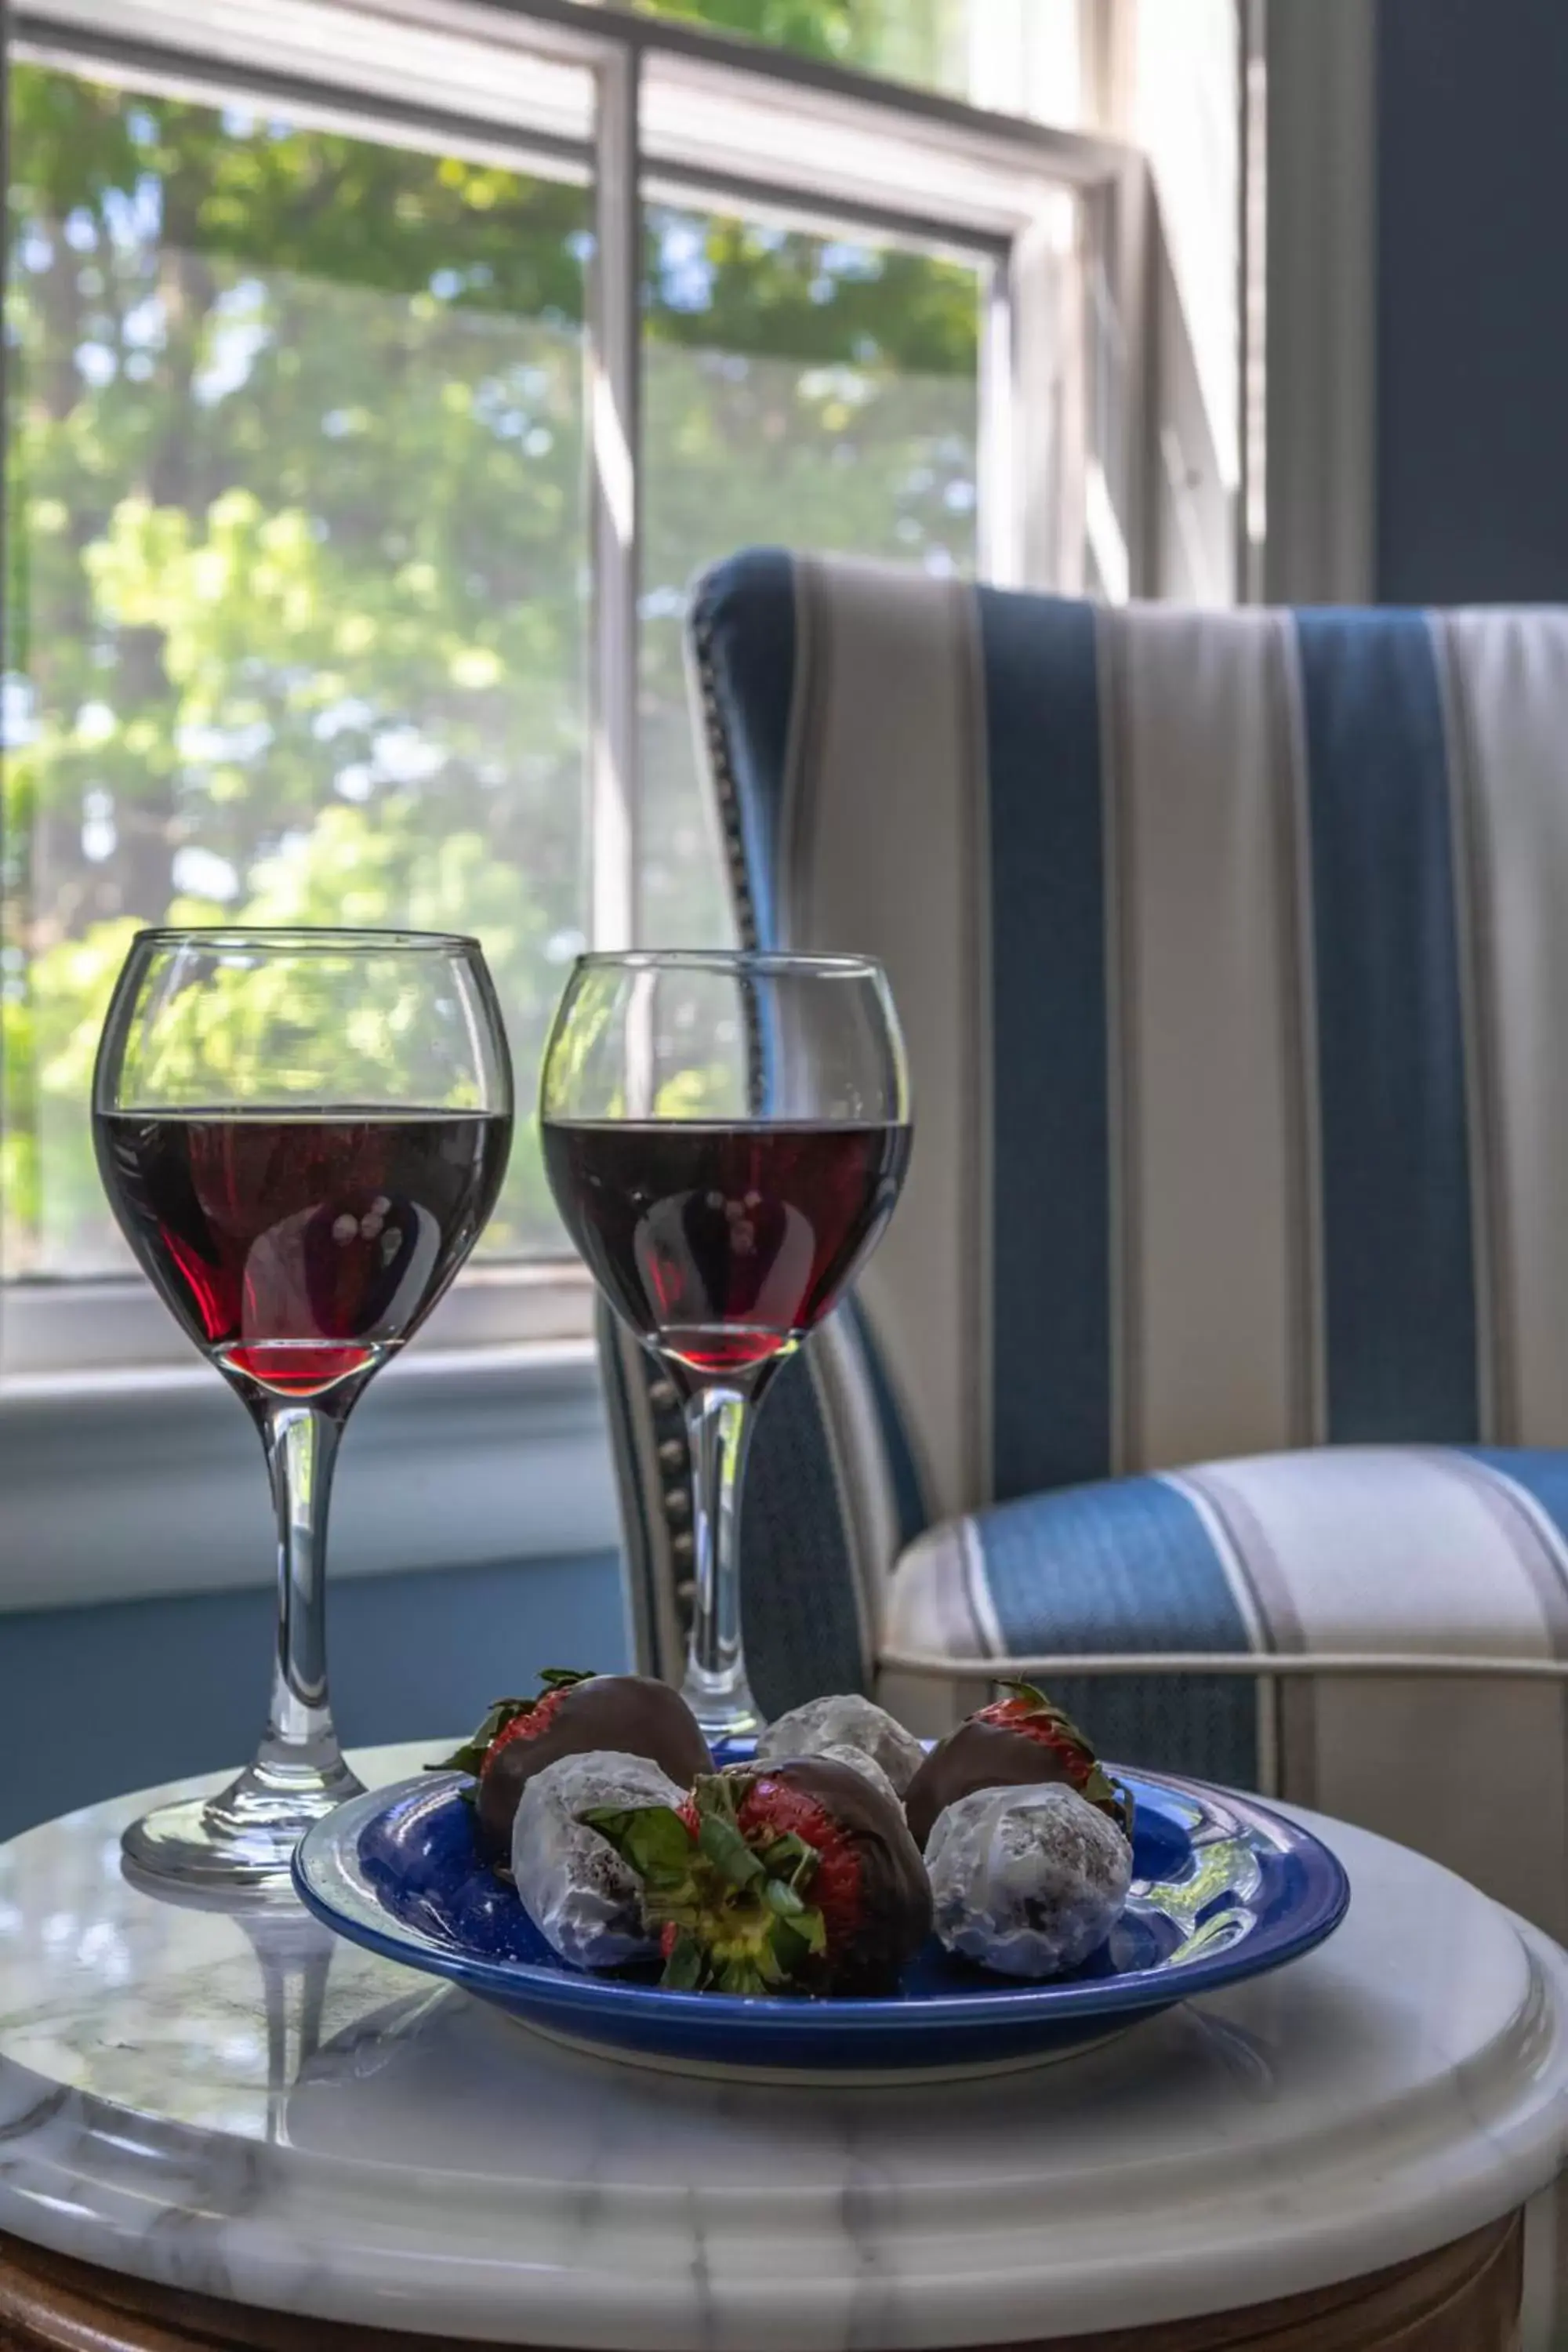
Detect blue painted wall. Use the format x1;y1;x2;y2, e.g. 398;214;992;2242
0;1552;626;1841
1377;0;1568;602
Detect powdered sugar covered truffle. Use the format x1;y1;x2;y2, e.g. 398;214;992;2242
756;1694;925;1796
512;1750;684;1969
927;1782;1131;1978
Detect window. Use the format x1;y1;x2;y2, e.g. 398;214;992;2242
5;71;590;1283
632;0;1087;126
1;0;1194;1385
641;205;985;949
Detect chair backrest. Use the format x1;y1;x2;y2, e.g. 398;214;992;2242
608;548;1568;1706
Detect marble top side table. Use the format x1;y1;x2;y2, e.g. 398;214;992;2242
0;1745;1563;2351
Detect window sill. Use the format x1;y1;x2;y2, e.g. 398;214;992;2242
0;1335;618;1614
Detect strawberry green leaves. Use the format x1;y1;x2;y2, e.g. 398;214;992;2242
696;1809;765;1890
433;1671;595;1778
582;1802;698;1889
435;1699;533;1780
996;1679;1095;1749
584;1774;831;1995
662;1931;706;1991
989;1682;1134;1842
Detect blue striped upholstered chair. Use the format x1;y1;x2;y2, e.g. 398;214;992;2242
600;548;1568;1939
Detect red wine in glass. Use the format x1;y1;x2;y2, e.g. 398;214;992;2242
542;1118;910;1379
93;925;514;1893
94;1109;511;1399
539;948;911;1743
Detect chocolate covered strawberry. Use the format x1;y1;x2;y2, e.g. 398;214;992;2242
904;1682;1131;1848
588;1756;932;1996
438;1670;711;1863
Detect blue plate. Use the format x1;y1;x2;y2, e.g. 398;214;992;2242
293;1764;1349;2076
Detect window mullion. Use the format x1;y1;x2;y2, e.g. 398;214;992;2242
1116;153;1156;600
976;259;1018;589
588;40;641;953
0;20;9;1358
1003;204;1083;594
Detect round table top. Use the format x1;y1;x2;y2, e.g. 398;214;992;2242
0;1744;1563;2351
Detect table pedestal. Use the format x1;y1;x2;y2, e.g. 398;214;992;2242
0;2216;1524;2351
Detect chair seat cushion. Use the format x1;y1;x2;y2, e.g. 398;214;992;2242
881;1445;1568;1936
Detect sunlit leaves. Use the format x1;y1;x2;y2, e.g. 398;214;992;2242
634;0;964;99
648;212;978;378
3;42;978;1272
634;0;858;64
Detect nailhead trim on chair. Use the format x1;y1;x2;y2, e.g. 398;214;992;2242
615;575;771;1670
688;577;762;953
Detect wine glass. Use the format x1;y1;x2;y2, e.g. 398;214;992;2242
539;949;911;1742
93;927;513;1890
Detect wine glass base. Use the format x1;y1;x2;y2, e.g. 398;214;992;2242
681;1674;764;1748
121;1754;366;1895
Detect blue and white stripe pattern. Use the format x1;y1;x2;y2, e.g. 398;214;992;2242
605;551;1568;1935
886;1446;1568;1933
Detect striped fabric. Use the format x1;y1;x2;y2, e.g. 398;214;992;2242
886;1446;1568;1937
604;550;1568;1932
692;559;1568;1486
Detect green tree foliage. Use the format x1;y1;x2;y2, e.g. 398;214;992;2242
2;41;977;1278
635;0;966;89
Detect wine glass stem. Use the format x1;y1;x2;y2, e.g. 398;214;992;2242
681;1382;762;1743
257;1401;350;1780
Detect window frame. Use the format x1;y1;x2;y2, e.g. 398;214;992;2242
0;0;1162;1597
2;0;1149;1370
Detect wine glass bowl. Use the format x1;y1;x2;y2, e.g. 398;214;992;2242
540;950;910;1740
94;928;513;1892
542;1118;907;1379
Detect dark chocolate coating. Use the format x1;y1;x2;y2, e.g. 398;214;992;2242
741;1753;933;1993
903;1719;1078;1849
476;1676;711;1860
